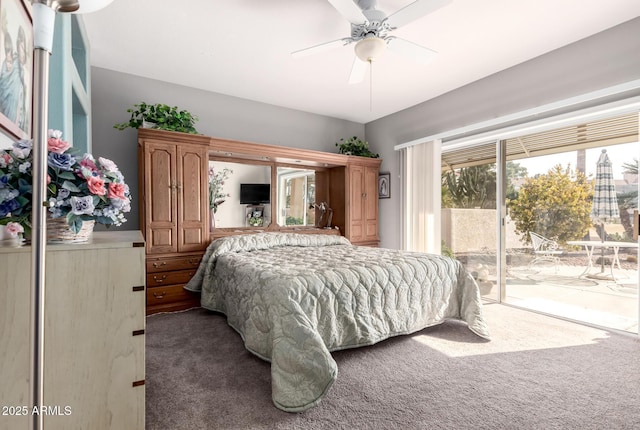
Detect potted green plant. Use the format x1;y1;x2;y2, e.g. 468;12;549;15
335;136;379;158
114;102;200;134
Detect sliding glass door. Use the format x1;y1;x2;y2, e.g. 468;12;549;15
441;146;500;302
504;141;639;333
441;112;639;334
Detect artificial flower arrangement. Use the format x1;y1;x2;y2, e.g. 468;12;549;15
0;130;131;237
208;166;233;213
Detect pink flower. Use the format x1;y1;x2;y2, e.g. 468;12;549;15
47;137;71;154
87;176;106;195
0;153;11;167
80;155;98;172
108;182;127;200
5;222;24;238
98;157;118;172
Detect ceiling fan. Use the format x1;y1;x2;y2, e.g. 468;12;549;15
292;0;451;84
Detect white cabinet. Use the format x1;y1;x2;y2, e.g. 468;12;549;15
0;231;146;430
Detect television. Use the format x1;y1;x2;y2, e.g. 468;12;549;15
240;183;270;205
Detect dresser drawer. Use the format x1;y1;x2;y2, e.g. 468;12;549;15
146;284;199;308
146;269;196;287
146;254;202;273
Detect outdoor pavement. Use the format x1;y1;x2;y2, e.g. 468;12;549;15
484;260;639;334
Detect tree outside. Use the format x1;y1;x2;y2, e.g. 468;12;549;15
507;164;593;244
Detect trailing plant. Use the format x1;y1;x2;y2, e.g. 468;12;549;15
335;136;379;158
114;102;199;134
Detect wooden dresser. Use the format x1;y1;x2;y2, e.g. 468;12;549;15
138;129;209;314
0;231;146;430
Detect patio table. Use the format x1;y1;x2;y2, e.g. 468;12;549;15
567;240;638;279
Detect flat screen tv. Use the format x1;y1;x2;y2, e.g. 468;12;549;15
240;183;270;205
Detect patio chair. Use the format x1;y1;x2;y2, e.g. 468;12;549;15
529;232;564;271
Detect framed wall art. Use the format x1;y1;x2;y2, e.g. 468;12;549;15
0;0;33;141
378;172;390;199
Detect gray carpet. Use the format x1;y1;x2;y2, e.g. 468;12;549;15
145;304;640;430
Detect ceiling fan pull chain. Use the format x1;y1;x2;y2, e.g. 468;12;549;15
369;59;373;112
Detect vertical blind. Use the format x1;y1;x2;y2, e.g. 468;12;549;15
403;139;441;253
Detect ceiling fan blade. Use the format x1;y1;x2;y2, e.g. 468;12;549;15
386;0;451;29
348;57;368;84
387;37;437;64
292;38;349;58
327;0;367;24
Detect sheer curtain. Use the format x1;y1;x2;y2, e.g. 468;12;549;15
401;139;442;253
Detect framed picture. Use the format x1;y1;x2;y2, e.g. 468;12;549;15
378;172;390;199
0;0;33;140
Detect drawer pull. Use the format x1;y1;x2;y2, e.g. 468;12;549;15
153;291;167;299
188;258;199;265
153;274;168;283
152;261;167;268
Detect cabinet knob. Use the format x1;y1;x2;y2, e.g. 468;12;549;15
152;291;166;299
153;274;167;283
362;192;367;198
152;261;167;268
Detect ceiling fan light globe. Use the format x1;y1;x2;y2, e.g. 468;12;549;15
71;0;115;14
354;36;386;62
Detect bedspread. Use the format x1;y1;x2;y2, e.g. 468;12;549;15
185;232;490;412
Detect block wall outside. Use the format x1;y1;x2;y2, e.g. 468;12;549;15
441;208;525;253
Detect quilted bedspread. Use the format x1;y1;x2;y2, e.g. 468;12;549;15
185;232;490;412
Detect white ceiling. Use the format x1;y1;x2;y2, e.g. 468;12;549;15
82;0;640;124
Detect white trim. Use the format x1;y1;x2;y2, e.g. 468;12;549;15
394;79;640;151
443;97;640;151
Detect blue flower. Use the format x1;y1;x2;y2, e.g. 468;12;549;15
0;198;20;218
48;152;75;170
12;139;33;159
69;195;95;216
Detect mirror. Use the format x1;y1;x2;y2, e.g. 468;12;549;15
209;160;271;228
277;167;316;227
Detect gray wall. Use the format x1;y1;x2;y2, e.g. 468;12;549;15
90;18;640;246
90;68;364;231
366;17;640;249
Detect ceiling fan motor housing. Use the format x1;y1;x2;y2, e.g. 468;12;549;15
351;0;390;40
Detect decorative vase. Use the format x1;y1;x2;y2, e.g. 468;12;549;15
46;216;95;244
210;209;216;231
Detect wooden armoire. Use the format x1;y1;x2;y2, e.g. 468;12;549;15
138;129;209;314
329;157;382;247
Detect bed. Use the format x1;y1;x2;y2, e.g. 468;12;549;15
184;232;490;412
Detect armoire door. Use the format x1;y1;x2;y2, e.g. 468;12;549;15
176;144;208;252
143;141;178;254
